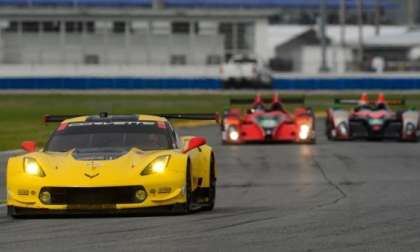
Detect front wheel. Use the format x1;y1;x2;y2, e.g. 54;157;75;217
173;161;193;214
7;206;20;219
202;155;216;211
326;120;335;140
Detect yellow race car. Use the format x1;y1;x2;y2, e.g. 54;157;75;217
7;113;217;217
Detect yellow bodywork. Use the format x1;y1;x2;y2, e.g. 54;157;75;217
7;115;215;212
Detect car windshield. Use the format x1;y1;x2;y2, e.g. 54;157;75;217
355;104;389;113
45;121;173;152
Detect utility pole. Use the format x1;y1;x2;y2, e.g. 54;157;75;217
356;0;364;71
408;0;415;30
339;0;346;46
374;0;381;36
319;0;329;72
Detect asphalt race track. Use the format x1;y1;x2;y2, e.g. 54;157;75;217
1;121;420;251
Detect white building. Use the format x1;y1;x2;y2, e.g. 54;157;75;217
0;2;277;68
268;25;408;74
0;0;408;76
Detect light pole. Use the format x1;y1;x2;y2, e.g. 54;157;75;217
319;0;329;72
339;0;346;47
408;0;416;30
356;0;364;71
374;0;381;36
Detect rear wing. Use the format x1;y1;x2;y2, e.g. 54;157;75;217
383;99;406;106
334;98;406;106
230;97;305;105
44;113;219;123
155;113;219;121
44;114;85;123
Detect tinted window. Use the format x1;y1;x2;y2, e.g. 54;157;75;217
45;121;173;152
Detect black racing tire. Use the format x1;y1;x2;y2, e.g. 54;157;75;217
401;136;420;143
326;119;334;140
308;138;317;145
202;154;216;211
222;140;233;145
173;161;193;214
7;206;18;218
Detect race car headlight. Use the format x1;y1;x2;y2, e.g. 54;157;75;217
406;123;416;135
338;123;348;136
228;126;240;141
23;157;45;177
299;124;311;140
141;155;171;176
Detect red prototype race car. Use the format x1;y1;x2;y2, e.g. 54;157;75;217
221;94;316;144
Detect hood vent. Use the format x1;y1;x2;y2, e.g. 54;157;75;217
72;149;128;161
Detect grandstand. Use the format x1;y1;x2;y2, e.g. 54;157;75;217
0;0;400;67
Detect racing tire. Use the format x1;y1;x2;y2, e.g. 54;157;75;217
221;140;233;145
401;136;420;143
202;154;216;211
7;206;22;219
308;138;317;145
326;120;335;140
173;161;193;214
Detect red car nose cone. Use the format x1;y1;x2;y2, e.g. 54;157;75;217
372;125;382;131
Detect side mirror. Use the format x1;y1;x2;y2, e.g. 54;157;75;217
21;141;36;153
183;137;207;153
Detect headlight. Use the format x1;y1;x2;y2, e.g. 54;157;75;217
406;123;416;135
23;157;45;177
141;155;171;176
299;124;311;140
228;126;240;141
338;123;348;136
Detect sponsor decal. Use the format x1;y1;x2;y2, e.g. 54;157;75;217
84;173;100;179
68;121;158;127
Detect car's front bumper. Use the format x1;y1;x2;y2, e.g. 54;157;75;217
224;132;315;144
347;120;418;140
8;177;186;213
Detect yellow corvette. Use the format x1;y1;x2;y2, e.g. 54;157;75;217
7;113;217;217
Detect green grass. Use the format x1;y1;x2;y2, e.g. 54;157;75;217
0;93;419;151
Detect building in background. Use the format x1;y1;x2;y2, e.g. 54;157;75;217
268;25;411;74
0;0;278;67
0;0;401;67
